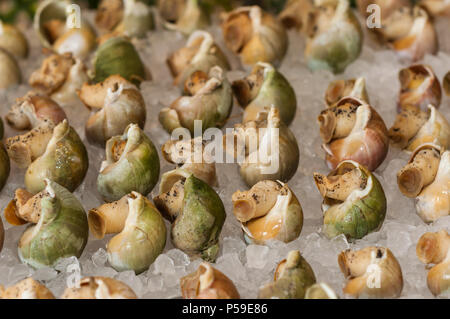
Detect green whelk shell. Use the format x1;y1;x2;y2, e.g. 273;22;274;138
319;161;386;240
305;0;363;74
25;120;88;194
234;62;297;125
93;36;146;86
160;66;233;134
97;124;160;202
18;180;89;269
107;192;167;274
155;170;226;262
258;250;316;299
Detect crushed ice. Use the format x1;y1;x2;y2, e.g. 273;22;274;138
0;11;449;299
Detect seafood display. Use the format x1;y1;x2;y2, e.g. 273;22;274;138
0;0;448;300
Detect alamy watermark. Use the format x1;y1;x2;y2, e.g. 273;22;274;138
366;4;381;29
365;250;383;289
366;263;382;289
66;4;81;29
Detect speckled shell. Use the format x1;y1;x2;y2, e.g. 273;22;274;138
97;125;160;202
18;180;89;269
25;120;88;194
319;161;386;240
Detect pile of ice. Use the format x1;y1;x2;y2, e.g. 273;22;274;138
0;11;449;299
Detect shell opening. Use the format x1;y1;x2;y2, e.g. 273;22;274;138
397;146;440;197
184;70;209;96
88;209;107;239
154;178;186;222
222;8;253;54
388;105;428;148
233;199;254;222
232;180;282;223
243;185;292;242
318;102;359;143
231;66;264;107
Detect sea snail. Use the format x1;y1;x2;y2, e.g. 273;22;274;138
4;179;89;269
325;77;369;107
24;119;88;194
418;0;450;17
34;0;97;60
388;104;450;151
357;0;410;20
0;48;21;89
398;144;449;223
232;62;297;125
232;180;303;245
79;75;146;147
89;192;166;274
61;276;138;299
258;250;316;299
416;230;450;296
161;136;217;187
221;6;288;68
338;247;404;298
180;263;240;299
159;0;209;35
154;170;226;262
159;66;233;134
5;92;67;168
397;143;442;198
97;124;160;202
304;0;363;74
95;0;124;32
5;92;67;131
167;30;230;87
0;278;55;299
227;107;299;187
415;149;450;223
0;21;29;59
360;2;438;62
96;0;153;38
92;36;148;86
313;160;386;240
397;64;442;112
390;6;437;62
29;52;88;106
318;97;389;171
5;118;57;168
